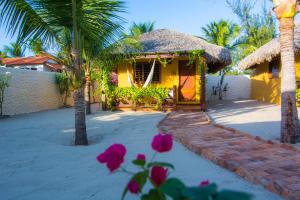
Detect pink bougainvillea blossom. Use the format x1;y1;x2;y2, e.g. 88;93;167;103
136;154;146;161
150;166;168;187
128;180;140;194
151;133;173;153
199;180;210;187
97;144;126;172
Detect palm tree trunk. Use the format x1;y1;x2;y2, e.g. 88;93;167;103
73;84;88;145
85;68;91;115
0;89;3;116
72;0;88;145
279;17;300;143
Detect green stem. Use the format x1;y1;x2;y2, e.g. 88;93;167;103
150;152;157;163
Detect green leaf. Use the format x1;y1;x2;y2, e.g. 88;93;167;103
147;162;175;170
160;178;186;200
181;183;218;200
121;170;149;200
141;189;166;200
215;190;253;200
132;159;146;167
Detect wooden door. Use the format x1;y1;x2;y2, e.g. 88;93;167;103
178;60;196;102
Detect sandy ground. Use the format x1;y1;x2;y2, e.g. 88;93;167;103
0;108;281;200
208;99;300;142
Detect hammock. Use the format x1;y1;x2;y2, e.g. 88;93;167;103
127;66;135;87
127;59;156;88
143;60;156;88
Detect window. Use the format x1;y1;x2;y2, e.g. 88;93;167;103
268;59;279;79
134;62;161;83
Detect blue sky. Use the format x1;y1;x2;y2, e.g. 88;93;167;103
0;0;276;56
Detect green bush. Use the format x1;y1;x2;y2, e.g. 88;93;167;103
113;86;170;110
0;71;11;116
55;72;71;107
296;88;300;107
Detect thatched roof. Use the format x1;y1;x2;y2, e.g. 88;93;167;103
238;22;300;70
127;29;232;67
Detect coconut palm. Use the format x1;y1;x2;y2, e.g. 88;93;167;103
3;42;25;57
202;20;240;100
0;51;7;58
56;26;122;115
27;39;46;55
121;21;155;52
272;0;300;143
202;20;240;49
0;0;125;145
130;21;155;35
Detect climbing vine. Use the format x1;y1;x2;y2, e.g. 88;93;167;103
155;53;174;67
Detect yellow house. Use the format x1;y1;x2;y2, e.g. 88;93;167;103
117;29;231;109
238;24;300;105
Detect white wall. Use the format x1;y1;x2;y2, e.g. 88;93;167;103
206;75;251;101
12;64;44;71
1;67;64;115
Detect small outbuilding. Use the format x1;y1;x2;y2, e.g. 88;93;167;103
238;22;300;105
117;29;231;109
1;55;63;72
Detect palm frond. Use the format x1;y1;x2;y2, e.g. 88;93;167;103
0;0;62;45
3;42;25;57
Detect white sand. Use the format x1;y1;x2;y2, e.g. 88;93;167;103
0;108;282;200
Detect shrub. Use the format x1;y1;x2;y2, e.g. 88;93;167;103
113;86;170;110
97;132;253;200
0;71;11;116
55;72;71;107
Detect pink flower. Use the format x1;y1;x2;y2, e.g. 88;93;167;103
136;154;146;161
97;144;126;172
150;166;168;187
199;180;210;187
151;133;173;153
110;72;118;85
128;180;140;194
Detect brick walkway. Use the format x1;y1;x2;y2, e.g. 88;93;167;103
158;111;300;200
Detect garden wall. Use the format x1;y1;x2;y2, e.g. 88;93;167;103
206;75;251;101
0;67;69;115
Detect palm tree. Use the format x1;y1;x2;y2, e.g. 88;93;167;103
202;20;240;99
202;20;240;48
3;42;25;57
227;0;276;60
0;51;7;59
130;21;155;35
121;21;155;51
28;39;46;55
0;0;125;145
272;0;300;143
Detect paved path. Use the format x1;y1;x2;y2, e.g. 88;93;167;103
207;100;300;144
158;111;300;200
0;109;280;200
